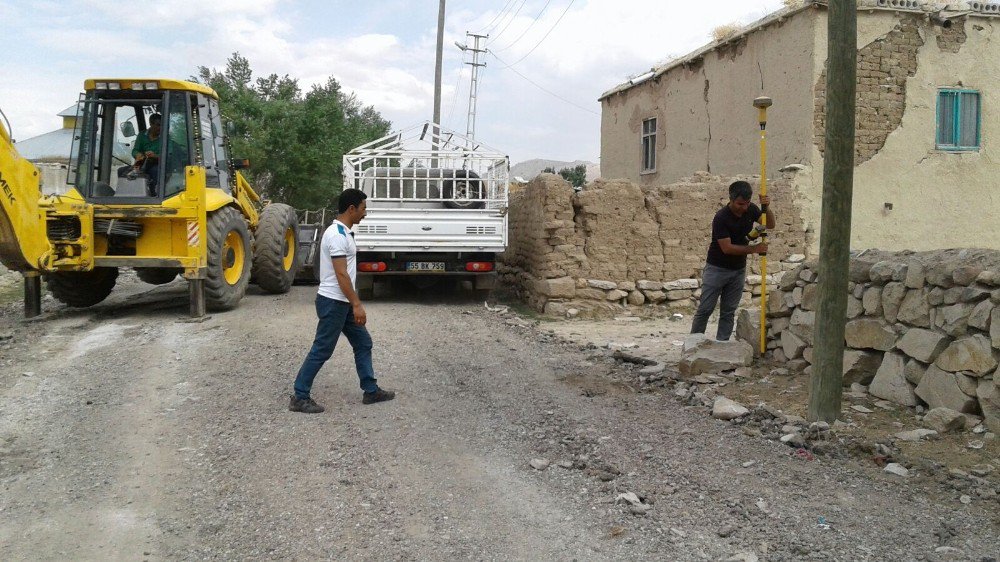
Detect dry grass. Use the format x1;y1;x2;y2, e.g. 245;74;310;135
712;23;742;42
782;0;805;8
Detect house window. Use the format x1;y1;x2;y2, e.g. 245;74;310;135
936;89;980;151
641;118;657;172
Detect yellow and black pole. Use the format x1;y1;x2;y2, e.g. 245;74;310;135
753;96;773;357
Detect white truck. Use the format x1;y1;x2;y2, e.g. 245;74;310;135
337;123;509;298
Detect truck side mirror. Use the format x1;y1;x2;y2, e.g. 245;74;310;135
120;121;136;138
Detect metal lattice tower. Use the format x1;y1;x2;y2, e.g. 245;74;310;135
456;32;488;142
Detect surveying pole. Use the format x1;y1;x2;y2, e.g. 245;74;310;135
455;32;488;141
753;96;773;357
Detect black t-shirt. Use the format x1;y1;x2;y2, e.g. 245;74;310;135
706;203;762;270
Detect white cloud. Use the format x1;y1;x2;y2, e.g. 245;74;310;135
1;0;789;166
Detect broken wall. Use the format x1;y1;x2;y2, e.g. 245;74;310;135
499;173;810;317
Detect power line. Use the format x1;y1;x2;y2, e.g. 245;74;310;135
497;0;576;69
494;0;553;52
446;67;465;128
480;0;517;34
489;51;598;116
489;0;528;44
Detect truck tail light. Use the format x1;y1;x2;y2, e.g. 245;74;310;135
465;261;494;272
359;262;387;272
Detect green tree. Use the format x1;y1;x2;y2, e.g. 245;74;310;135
558;164;587;188
542;166;557;174
195;53;392;209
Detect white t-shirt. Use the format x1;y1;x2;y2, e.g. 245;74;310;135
317;219;356;303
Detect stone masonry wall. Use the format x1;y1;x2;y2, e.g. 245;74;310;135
499;173;810;318
753;249;1000;434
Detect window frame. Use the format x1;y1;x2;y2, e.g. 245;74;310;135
641;117;657;173
936;88;981;152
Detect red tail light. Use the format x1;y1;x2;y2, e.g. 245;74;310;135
465;261;494;272
359;262;387;272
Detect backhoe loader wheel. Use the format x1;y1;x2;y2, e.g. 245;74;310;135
252;203;300;294
205;206;252;311
135;267;182;285
45;267;119;308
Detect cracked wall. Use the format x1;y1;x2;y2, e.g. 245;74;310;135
599;9;816;186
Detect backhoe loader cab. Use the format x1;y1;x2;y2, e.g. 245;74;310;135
73;81;231;201
0;78;302;317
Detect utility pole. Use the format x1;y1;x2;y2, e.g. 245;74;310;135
433;0;446;127
455;32;488;141
809;0;857;423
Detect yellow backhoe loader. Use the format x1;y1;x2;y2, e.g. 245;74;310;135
0;78;300;318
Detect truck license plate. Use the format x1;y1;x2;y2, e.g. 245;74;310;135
406;261;446;272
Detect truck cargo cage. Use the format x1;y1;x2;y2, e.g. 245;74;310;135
343;122;509;211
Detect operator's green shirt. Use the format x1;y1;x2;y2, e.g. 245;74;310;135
131;131;162;159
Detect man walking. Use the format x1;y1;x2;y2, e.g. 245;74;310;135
691;180;775;341
290;188;395;413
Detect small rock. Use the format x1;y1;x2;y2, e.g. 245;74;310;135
780;433;806;447
639;364;665;375
922;407;967;433
712;397;749;420
851;405;874;414
529;458;550;471
741;461;756;468
629;504;651;516
970;464;994;476
669;527;686;538
959;495;972;504
895;429;938;442
884;463;910;477
966;440;985;450
717;524;738;538
557;460;573;469
725;554;759;562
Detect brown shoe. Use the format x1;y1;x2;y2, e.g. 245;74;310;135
362;389;395;405
289;395;325;413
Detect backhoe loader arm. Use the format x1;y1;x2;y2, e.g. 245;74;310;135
0;119;48;272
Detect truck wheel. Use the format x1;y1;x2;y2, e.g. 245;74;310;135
135;267;181;285
46;267;118;308
252;203;299;294
442;177;485;209
205;206;252;311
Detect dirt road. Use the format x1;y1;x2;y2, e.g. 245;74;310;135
0;278;997;560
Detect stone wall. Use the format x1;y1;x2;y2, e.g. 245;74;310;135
753;249;1000;433
499;173;810;317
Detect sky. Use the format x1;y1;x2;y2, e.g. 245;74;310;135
0;0;786;167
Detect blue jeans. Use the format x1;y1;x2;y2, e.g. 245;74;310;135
691;263;746;341
294;295;379;399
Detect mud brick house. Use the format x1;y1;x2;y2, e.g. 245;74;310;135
599;0;1000;252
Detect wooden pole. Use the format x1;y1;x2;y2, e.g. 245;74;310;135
808;0;857;422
